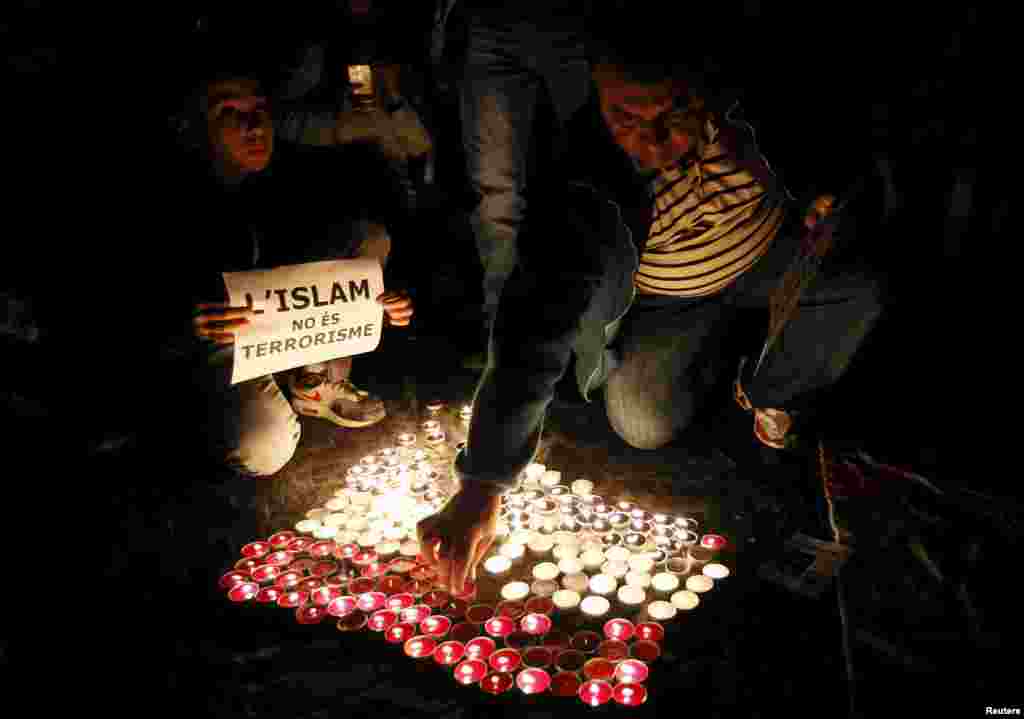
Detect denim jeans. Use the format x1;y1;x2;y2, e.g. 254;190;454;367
192;221;391;477
460;19;590;322
604;211;884;449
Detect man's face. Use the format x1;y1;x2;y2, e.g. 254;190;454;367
206;78;273;177
594;64;698;172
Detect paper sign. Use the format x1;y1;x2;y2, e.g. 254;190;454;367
223;258;384;385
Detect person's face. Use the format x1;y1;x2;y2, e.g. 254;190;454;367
594;64;700;172
206;78;273;177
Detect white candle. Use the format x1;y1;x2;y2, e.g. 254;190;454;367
558;557;584;575
400;540;420;557
703;563;730;579
499;543;526;560
509;529;533;545
541;470;562;489
647;600;677;621
375;541;400;558
358;531;382;547
527;534;555;554
580;549;606;571
384;525;406;541
580;595;611;618
671;590;700;610
325;496;349;511
500;581;531;601
295;519;321;534
562;573;590;593
686;575;714;593
625;571;652;588
346;517;369;532
531;579;559;597
628;556;655;574
313;524;338;540
588;573;618;596
553;531;580;546
580;540;605;555
485;556;513;575
552;544;579;562
601;560;630;579
532;562;560;581
651;572;680;593
323;513;348;528
604;546;632;563
552;589;582;610
336;530;359;545
617;584;646;606
570;478;594;496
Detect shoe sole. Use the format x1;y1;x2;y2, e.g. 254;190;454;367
293;401;387;428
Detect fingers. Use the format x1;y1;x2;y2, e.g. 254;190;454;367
467;535;495;583
417;521;440;566
377;291;414;327
446;539;474;596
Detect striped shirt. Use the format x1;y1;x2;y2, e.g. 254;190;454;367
636;116;789;297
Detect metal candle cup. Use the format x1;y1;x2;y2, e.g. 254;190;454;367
481;672;514;695
615;658;649;684
613;683;648;706
403;635;437;659
335;611;367;632
578;679;614;707
433;640;465;666
520;613;552;636
597;639;630;661
525;596;554;616
582;657;617;682
454;659;488;685
516;667;552;695
385;622;417;644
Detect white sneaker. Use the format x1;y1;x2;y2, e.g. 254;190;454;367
288;370;386;428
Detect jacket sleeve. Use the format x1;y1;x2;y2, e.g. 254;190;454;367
453;185;612;496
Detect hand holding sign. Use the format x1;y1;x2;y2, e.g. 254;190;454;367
192;303;254;346
377;290;414;327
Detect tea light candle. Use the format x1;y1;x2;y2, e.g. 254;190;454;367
603;618;635;642
615;658;649;684
516;668;552;695
651;572;680;593
601;560;630;579
532;562;560;581
484;556;512;575
256;586;282;604
686;574;714;593
552;589;581;611
522;647;553;669
631;639;661;662
500;581;530;601
601;532;623;547
277;590;308;609
386;623;417;644
578;679;614;707
402;635;436;659
481;672;514;695
554;648;587;673
219;571;249;590
386;592;416;611
578;550;603;572
635;621;664;642
597;639;630;661
433;640;465;666
552;545;579;564
623;532;649;551
454;658;488;685
420;614;452;638
625;571;652;588
613;682;648;706
608;512;630;530
590;518;612;535
570;478;594;496
489;648;522;673
675;529;699;546
588;574;617;596
295;519;321;534
646;600;676;621
527;534;555;555
530;579;559;597
703;562;730;579
326;595;357;617
520;613;552;635
268;530;297;549
357;591;387;612
509;528;534;545
400;604;432;624
368;609;399;631
628;556;655;574
562;573;589;593
666;556;690;575
617;585;646;607
496;600;525;619
499;543;526;561
701;533;727;550
484;615;516;638
580;595;611;618
227;582;259;602
582;657;617;682
671;590;700;610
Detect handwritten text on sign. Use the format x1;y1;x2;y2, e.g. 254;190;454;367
223;258;384;384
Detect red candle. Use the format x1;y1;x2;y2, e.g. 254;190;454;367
603;618;635;642
449;622;479;644
385;592;415;611
296;605;326;625
348;577;376;595
597;640;629;661
368;609;399;632
297;577;323;594
400;604;432;625
631;640;661;663
385;622;417;644
464;636;497;661
484;615;515;638
251;564;281;584
268;530;296;549
524;596;554;616
505;631;533;651
554;649;586;673
335;611;367;632
274;571;304;590
276;590;308;609
234;557;261;574
700;534;727;551
613;682;648;706
410;565;436;582
264;550;294;566
541;630;571;650
442;598;468;619
495;600;525;620
311;560;338;578
227;582;259;602
522;646;553;668
378;575;405;594
423;590;451;609
352;550;378;567
520;613;552;636
550;671;581;697
287;537;315;553
288;558;316;574
582;657;617;681
421;614;452;638
311;586;343;607
634;621;665;642
256;586;282;604
219;571;249;590
453;579;477;602
433;640;465;666
309;540;336;559
481;672;514;695
453;659;488;685
324;574;347;589
489;648;522;673
578;679;614;706
465;604;495;625
516;668;552;695
406;578;435;596
388;558;418;575
615;658;649;684
241;541;270;559
403;635;437;659
326;595;357;617
335;543;359;560
356;591;386;612
569;631;602;654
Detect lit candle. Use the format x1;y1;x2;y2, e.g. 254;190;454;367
634;621;665;641
268;530;296;549
276;590;308;609
582;657;617;682
274;570;304;590
603;618;635;642
552;544;580;563
433;640;465;666
520;613;553;636
489;648;522;673
523;645;554;669
613;682;648;706
703;562;730;579
608;512;630;530
402;634;437;659
480;672;514;695
326;595;357;617
601;532;623;547
590;518;612;536
227;582;259;602
484;555;512;575
623;532;649;551
295;519;321;534
625;571;652;588
552;589;581;611
356;591;387;613
498;543;526;561
597;639;630;661
578;549;603;572
386;622;417;644
420;614;452;638
527;534;555;555
646;600;676;621
588;574;617;596
368;609;399;632
256;586;282;604
580;595;611;618
671;590;700;610
615;658;649;684
484;615;516;638
509;528;534;545
617;584;646;607
219;571;249;590
701;533;727;550
601;560;630;579
578;679;614;707
562;573;589;594
532;562;560;581
530;579;559;597
651;572;680;594
570;478;594;496
557;557;584;576
500;581;530;601
386;592;416;610
516;667;552;695
454;658;488;684
554;648;587;673
686;574;714;593
675;529;699;546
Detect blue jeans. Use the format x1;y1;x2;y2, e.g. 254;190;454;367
604;211;885;449
460;19;590;321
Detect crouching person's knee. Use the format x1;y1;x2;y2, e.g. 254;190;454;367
229;409;302;478
605;385;695;450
